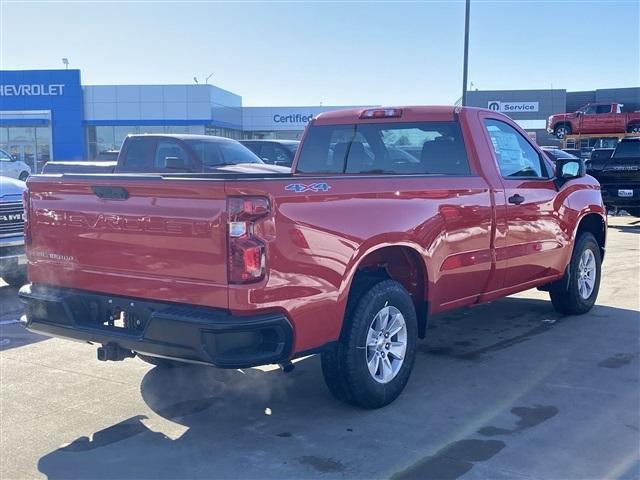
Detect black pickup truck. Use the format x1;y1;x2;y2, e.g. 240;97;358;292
42;134;289;175
589;137;640;216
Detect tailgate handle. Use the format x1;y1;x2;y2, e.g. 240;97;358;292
91;186;130;200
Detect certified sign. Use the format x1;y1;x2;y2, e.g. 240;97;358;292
488;101;539;113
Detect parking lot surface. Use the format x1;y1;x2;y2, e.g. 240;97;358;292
1;216;638;480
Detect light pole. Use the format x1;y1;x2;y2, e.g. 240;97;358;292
461;0;471;106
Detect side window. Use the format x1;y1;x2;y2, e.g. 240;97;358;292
484;119;547;179
154;141;191;171
121;137;154;171
583;105;598;115
595;104;612;114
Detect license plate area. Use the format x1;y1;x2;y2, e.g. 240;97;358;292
72;294;150;334
618;189;633;197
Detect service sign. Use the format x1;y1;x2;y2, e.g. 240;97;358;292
488;101;539;113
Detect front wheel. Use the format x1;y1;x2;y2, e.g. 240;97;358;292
554;124;572;139
550;232;601;315
18;171;29;182
321;279;418;409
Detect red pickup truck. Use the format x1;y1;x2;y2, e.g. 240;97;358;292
548;102;640;138
20;106;606;408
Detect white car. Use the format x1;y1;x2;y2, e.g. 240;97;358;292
0;149;31;181
0;175;27;288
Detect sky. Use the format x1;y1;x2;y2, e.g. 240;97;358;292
0;1;638;106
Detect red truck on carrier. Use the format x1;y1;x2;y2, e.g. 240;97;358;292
20;106;606;408
548;102;640;139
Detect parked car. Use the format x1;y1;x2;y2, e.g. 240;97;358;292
240;140;299;167
0;148;31;181
547;102;640;138
0;176;27;288
561;148;582;158
42;135;289;174
589;137;640;216
540;146;579;162
20;106;605;408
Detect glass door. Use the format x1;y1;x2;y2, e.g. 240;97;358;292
7;143;38;173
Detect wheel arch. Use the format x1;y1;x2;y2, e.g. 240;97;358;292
340;243;430;339
574;212;606;261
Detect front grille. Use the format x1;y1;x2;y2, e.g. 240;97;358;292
0;202;25;237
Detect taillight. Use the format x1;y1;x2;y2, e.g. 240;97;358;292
22;189;31;247
359;108;403;119
227;196;269;284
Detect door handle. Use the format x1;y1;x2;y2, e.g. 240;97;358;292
508;194;525;205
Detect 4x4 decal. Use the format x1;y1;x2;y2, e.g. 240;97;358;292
285;182;331;193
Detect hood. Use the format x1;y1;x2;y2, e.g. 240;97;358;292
214;163;291;174
0;175;26;198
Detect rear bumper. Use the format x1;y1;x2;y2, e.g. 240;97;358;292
19;284;293;369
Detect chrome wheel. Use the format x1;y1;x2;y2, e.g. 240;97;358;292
577;249;596;299
366;305;407;384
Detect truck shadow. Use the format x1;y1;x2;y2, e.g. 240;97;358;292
36;297;640;480
0;284;49;351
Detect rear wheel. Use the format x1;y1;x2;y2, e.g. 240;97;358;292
627;124;640;134
554;124;572;139
550;232;601;315
321;279;418;409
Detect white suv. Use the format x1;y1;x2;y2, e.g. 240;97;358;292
0;149;31;181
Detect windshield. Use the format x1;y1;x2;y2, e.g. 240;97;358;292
614;141;640;159
185;140;263;168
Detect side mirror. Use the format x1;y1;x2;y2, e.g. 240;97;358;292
164;156;189;171
555;157;585;188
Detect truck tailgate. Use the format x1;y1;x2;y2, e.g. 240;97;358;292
26;176;228;308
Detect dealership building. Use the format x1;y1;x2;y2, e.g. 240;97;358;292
1;69;638;172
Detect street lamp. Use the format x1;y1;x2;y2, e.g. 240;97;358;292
461;0;471;106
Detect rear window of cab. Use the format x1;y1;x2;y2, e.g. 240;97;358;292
296;121;471;175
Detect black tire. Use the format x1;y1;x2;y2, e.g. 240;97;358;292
549;232;601;315
554;124;572;139
627;124;640;134
18;171;29;182
321;279;418;409
136;353;186;368
2;270;27;289
625;207;640;217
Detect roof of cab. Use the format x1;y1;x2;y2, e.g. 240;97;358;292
313;106;469;125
